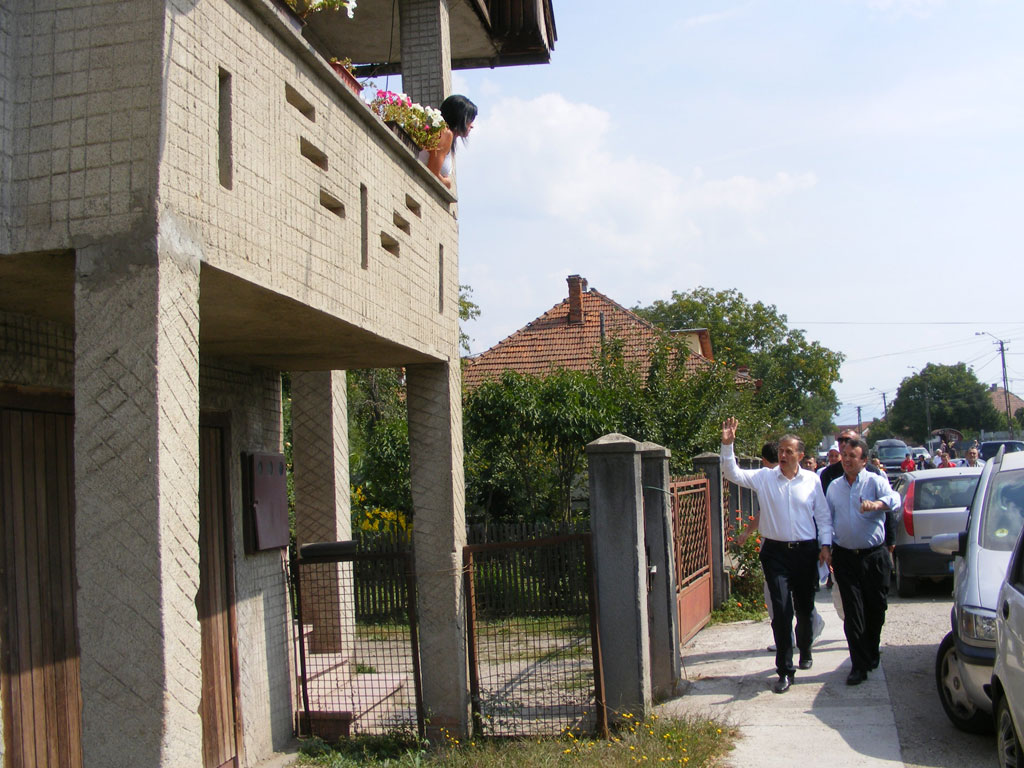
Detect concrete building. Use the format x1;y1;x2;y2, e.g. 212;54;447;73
0;0;554;765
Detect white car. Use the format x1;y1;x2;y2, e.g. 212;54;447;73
930;450;1024;733
992;514;1024;767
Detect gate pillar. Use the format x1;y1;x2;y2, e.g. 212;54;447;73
586;433;651;721
640;444;682;701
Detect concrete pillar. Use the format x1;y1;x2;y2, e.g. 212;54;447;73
586;433;651;721
406;361;467;737
640;444;682;701
399;0;452;108
292;370;351;652
692;453;729;609
74;224;202;767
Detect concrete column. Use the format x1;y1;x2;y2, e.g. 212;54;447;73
692;453;729;609
74;223;202;767
406;360;467;737
399;0;452;108
292;370;351;652
586;433;651;721
640;444;682;701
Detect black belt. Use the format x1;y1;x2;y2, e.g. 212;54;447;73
764;538;818;549
832;543;884;555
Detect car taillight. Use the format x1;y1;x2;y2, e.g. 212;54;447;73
903;481;915;535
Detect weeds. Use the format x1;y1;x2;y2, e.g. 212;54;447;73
295;714;735;767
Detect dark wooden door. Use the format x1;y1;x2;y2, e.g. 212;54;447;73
198;422;241;768
0;396;83;768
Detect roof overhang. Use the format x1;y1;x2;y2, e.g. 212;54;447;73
299;0;556;76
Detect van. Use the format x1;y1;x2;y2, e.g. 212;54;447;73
872;438;911;482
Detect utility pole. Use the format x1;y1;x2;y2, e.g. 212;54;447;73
857;406;862;433
977;332;1015;439
871;387;888;418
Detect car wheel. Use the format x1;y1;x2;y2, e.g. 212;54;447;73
935;632;992;733
997;695;1022;768
895;555;917;598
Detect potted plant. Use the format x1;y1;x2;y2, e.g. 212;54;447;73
328;57;363;97
286;0;357;18
368;90;445;154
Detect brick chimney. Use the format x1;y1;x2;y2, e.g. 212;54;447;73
567;274;587;325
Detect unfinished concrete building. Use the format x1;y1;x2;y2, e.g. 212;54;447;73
0;0;555;765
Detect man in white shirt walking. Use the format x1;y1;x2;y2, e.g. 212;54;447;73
721;417;832;693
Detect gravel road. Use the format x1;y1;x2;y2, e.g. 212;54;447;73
882;579;994;767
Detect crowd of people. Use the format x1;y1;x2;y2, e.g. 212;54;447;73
721;421;900;693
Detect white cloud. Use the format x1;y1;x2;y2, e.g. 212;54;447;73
462;93;816;269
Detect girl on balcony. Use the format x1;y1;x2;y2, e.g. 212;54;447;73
420;94;477;189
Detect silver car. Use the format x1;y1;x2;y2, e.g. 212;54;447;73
931;450;1024;733
993;519;1024;768
890;467;982;597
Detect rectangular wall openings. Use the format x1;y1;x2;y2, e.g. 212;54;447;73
218;68;233;189
320;189;345;218
300;137;328;170
285;84;315;121
360;184;368;269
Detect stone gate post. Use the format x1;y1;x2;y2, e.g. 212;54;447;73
640;443;682;700
586;433;651;721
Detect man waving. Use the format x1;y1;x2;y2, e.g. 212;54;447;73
720;417;832;693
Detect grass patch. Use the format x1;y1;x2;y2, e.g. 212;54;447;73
294;714;735;767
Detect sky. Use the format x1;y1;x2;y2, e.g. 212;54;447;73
441;0;1024;428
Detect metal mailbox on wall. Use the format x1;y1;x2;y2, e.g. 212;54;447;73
242;451;290;552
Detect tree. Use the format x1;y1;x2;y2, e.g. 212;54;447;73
635;287;844;440
886;363;1002;444
463;337;770;523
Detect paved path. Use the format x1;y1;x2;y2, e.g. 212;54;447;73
658;590;904;767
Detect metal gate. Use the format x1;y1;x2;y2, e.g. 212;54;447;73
463;533;607;737
669;476;713;643
291;540;423;741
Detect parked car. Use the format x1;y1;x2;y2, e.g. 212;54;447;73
992;519;1024;767
982;441;1024;462
930;449;1024;732
890;467;983;597
872;438;911;482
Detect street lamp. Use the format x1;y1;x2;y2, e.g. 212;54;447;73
976;331;1014;438
870;387;888;418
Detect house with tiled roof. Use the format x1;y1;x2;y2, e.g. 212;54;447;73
463;274;753;390
987;384;1024;422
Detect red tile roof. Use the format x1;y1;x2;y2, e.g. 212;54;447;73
463;278;746;390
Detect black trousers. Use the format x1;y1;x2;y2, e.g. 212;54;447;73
760;538;819;677
831;544;890;673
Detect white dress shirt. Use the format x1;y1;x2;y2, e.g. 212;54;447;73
720;443;832;546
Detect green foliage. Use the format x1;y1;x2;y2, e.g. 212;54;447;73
865;417;897;445
715;512;766;623
464;338;770;523
887;363;1003;443
348;368;412;516
458;285;481;355
295;715;735;767
635;286;844;440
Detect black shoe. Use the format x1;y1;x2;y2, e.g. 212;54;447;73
773;674;794;694
798;655;813;670
846;669;867;686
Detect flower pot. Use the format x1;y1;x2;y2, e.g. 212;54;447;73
329;61;363;97
384;120;420;155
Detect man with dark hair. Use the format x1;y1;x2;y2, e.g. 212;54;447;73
826;437;900;685
721;417;831;694
820;429;884;493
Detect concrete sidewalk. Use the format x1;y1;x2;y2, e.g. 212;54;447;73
657;589;904;767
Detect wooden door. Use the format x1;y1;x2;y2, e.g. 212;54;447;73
670;476;713;644
198;421;241;768
0;395;82;768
